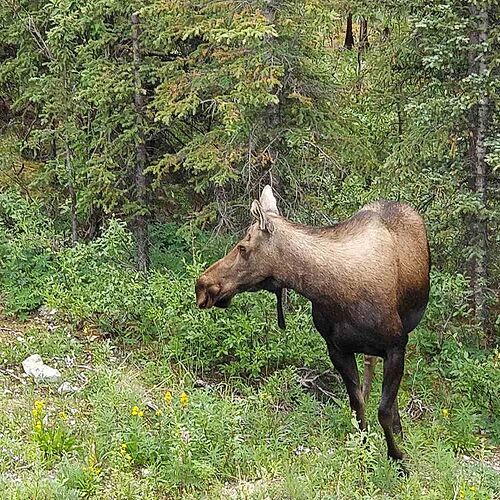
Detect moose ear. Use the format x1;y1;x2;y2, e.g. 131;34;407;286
259;185;279;214
250;200;267;231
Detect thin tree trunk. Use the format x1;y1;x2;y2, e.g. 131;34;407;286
344;12;354;49
85;205;103;241
357;18;369;90
261;0;281;179
64;141;77;245
467;4;489;332
131;11;149;272
262;0;287;320
381;27;390;42
359;18;369;49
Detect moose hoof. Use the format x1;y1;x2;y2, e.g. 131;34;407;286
388;453;409;477
395;460;409;477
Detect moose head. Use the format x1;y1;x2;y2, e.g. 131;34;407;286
195;185;286;327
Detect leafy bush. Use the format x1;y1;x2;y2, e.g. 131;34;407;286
425;270;472;327
46;236;328;375
45;219;139;327
0;192;56;315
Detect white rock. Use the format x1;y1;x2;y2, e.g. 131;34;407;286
22;354;43;371
57;382;79;394
22;354;61;383
38;306;57;317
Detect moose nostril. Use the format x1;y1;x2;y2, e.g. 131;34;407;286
195;281;221;309
196;290;209;309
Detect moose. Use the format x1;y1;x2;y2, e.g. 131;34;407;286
196;185;430;463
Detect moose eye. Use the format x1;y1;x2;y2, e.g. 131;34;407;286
238;245;248;258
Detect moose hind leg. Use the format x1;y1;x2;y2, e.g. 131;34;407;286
362;355;378;403
327;346;366;430
392;398;403;436
378;348;405;460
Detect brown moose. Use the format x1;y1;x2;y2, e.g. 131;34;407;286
196;185;430;463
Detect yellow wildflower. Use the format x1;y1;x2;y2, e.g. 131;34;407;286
32;400;45;418
180;392;189;408
58;411;68;421
119;444;132;462
469;485;476;492
441;408;449;418
34;420;42;432
86;454;101;476
156;409;163;416
34;400;44;411
164;391;172;405
131;405;144;417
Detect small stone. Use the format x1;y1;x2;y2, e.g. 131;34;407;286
146;401;158;412
22;354;43;372
58;381;79;394
22;354;61;383
38;305;57;318
194;379;209;388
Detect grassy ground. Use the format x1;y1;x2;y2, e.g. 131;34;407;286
0;310;498;499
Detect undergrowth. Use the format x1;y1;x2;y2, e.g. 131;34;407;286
0;193;498;498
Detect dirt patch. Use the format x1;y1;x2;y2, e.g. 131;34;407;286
484;448;500;473
462;449;500;474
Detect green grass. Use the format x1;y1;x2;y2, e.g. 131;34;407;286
0;314;498;499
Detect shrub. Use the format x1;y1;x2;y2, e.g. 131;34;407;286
0;192;56;315
46;237;328;375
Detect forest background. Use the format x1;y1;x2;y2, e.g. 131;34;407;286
0;0;499;498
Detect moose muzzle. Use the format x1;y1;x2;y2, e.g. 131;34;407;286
195;278;233;309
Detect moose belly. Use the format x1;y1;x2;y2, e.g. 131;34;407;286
312;304;405;357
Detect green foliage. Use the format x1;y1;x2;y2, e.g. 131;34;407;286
41;220;327;375
426;270;472;326
31;400;76;461
147;0;340;201
0;0;498;318
0;192;55;315
45;219;138;327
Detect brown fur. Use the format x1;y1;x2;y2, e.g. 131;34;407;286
196;197;430;465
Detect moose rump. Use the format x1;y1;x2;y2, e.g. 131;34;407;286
195;186;430;464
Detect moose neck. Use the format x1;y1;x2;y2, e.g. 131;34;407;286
268;217;348;305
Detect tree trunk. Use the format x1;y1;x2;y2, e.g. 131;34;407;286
359;18;369;50
344;12;354;49
131;12;149;272
467;4;489;333
260;0;281;184
65;141;77;245
357;18;369;89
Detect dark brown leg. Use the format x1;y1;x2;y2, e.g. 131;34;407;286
362;355;378;403
392;398;403;436
327;346;366;430
378;349;405;460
